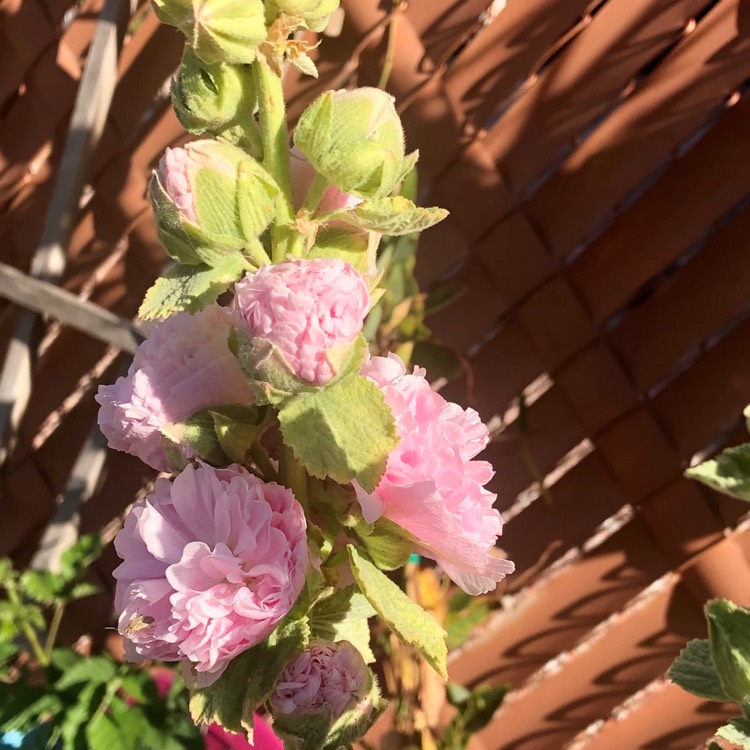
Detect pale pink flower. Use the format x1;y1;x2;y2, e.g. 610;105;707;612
114;462;307;684
357;354;515;596
158;146;198;223
289;147;361;215
271;641;369;719
233;258;370;385
96;304;254;472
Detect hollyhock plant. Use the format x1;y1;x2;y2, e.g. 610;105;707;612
113;462;307;684
96;304;254;472
356;354;515;596
271;641;371;719
233;257;370;387
289;147;360;215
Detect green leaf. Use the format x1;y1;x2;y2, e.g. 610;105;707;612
717;718;750;749
19;570;64;604
59;534;105;581
354;517;412;571
446;683;472;708
347;545;447;679
337;197;448;236
0;642;20;668
161;411;227;466
210;405;269;464
461;684;508;734
50;648;80;673
412;341;462;382
707;599;750;703
55;656;117;691
309;227;376;277
60;681;105;750
667;639;728;701
86;713;132;750
67;581;99;600
685;444;750;501
444;593;491;651
190;616;310;738
309;585;376;663
0;559;13;585
278;374;398;492
138;254;250;320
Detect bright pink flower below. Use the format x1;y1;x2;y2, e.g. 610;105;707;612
113;462;307;685
357;354;515;596
96;304;254;472
233;258;370;385
271;641;370;719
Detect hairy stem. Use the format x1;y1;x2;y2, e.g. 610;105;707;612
253;57;296;262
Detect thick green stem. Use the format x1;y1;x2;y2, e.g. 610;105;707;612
252;58;296;262
44;603;65;660
5;580;48;666
279;444;309;515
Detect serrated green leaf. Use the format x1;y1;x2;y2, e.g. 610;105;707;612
310;586;376;663
707;599;750;703
50;648;79;673
59;534;105;581
19;570;65;604
347;545;447;678
462;684;508;734
278;374;397;492
60;681;105;750
685;444;750;501
138;254;250;321
337;197;448;236
717;718;750;749
667;639;728;701
86;713;131;750
1;692;61;733
355;517;412;571
67;581;99;601
55;656;117;691
190;616;310;738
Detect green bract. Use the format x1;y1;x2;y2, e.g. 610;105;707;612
270;0;339;31
706;599;750;704
149;139;278;267
172;48;257;135
294;87;414;198
152;0;267;64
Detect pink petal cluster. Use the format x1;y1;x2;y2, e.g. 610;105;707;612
289;147;361;215
158;146;198;223
114;462;307;684
271;641;369;719
233;258;370;385
96;304;254;472
357;354;515;596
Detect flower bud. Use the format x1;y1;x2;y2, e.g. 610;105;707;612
171;48;256;135
233;258;370;393
149;140;278;266
289;147;359;215
294;87;414;199
152;0;267;65
271;0;339;32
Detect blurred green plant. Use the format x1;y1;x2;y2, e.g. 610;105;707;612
0;535;202;750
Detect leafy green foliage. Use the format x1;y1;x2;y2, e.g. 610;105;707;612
717;718;750;749
278;373;398;492
309;585;376;663
685;443;750;502
443;683;508;750
190;616;310;739
444;591;493;651
336;196;448;236
353;517;412;571
347;545;447;679
138;253;250;320
667;639;728;701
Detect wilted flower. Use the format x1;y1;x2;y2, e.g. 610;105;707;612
114;462;307;684
96;304;254;472
271;641;370;719
271;0;340;32
294;87;414;199
171;47;257;135
149;140;278;266
233;258;370;387
357;354;515;596
152;0;267;64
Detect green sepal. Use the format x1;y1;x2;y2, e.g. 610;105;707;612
706;599;750;703
278;371;398;492
190;0;267;65
717;718;750;749
353;517;412;572
335;196;448;236
309;585;376;663
347;545;447;679
138;254;250;320
685;444;750;502
667;639;728;702
190;616;310;740
308;226;378;277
